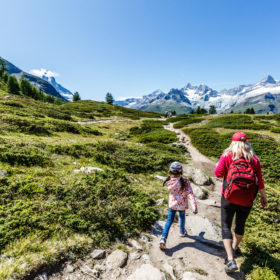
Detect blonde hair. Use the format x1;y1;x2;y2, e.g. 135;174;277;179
223;141;255;161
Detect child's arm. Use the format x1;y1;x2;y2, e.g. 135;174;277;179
185;180;198;214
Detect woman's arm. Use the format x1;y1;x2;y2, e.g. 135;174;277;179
214;155;227;178
259;188;268;208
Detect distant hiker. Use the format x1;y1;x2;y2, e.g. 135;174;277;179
160;162;198;250
215;132;268;273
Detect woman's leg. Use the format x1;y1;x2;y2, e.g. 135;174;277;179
233;205;252;249
162;208;176;240
178;210;186;233
221;195;236;260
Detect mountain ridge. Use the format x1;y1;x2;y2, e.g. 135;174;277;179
116;75;280;114
2;58;71;101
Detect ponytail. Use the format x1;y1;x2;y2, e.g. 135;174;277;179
180;176;186;191
162;176;171;187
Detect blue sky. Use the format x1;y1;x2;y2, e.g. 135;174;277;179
1;0;280;100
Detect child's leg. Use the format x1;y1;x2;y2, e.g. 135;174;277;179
162;208;176;240
179;210;186;233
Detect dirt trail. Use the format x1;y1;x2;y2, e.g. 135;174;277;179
42;121;243;280
164;123;216;176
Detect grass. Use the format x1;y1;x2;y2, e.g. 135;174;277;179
0;86;186;279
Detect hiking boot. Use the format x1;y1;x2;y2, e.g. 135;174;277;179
233;247;242;258
224;258;238;273
179;229;188;237
159;237;166;250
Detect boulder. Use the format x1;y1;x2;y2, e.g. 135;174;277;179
0;170;7;177
163;263;176;280
65;264;75;273
152;175;166;181
182;271;207;280
183;166;209;185
73;166;104;174
140;235;150;243
191;184;205;200
128;239;142;251
130;251;141;260
127;264;166;280
156;198;164;206
186;216;222;245
106;250;128;270
91;249;106;260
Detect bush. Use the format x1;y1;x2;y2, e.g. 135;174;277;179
0;170;159;250
206;115;253;128
93;141;181;173
173;118;204;129
130;120;177;144
0;142;51;166
270;127;280;133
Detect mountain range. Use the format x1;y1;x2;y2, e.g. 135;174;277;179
2;58;73;101
115;76;280;114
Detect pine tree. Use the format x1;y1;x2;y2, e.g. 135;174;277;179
0;57;7;78
106;92;114;105
73;92;81;101
7;75;20;94
20;78;33;97
209;105;217;114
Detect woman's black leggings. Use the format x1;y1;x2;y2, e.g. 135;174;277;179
221;195;252;239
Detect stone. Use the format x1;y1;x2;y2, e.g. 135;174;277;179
151;220;166;236
38;273;48;280
128;176;139;183
198;199;221;208
81;265;100;278
140;235;150;243
152;175;166;181
127;264;166;280
130;251;141;260
65;264;75;273
182;271;207;280
128;239;142;251
94;264;106;272
163;263;176;280
119;138;126;141
142;254;151;263
0;170;7;177
183;166;209;186
156;198;164;206
186;216;222;245
91;249;106;260
73;166;104;174
106;250;128;270
190;184;205;200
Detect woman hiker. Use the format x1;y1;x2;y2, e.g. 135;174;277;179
215;132;268;273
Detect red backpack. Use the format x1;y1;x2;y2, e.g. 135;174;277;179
224;157;258;206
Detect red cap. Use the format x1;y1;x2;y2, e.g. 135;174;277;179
232;132;248;142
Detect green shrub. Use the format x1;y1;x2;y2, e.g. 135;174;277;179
0;142;51;166
0;170;159;250
206;115;253;128
130;120;177;144
173;118;204;129
93;141;181;173
270;127;280;133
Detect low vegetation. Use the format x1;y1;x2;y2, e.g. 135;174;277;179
0;86;184;279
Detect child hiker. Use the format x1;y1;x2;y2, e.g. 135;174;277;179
160;161;198;250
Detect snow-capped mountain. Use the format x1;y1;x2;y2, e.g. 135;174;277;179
115;75;280;114
3;58;66;100
30;69;74;101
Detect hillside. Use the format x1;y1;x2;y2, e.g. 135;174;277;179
0;80;279;280
2;58;68;101
115;75;280;114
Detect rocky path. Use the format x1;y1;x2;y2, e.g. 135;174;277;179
37;123;243;280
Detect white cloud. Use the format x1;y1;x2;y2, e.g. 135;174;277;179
29;68;60;78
